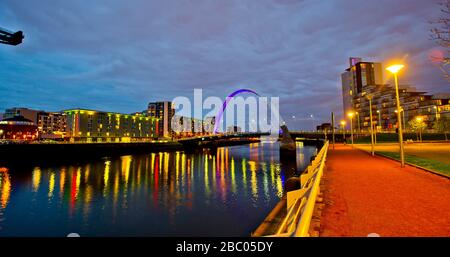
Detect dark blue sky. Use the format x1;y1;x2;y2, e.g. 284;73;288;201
0;0;448;130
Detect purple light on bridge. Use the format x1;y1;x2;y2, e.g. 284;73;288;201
213;89;259;134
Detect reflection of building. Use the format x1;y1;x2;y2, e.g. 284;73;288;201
147;101;174;138
341;57;450;131
64;109;158;142
0;115;38;140
37;112;68;139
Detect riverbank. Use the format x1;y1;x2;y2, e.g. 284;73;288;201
0;138;260;165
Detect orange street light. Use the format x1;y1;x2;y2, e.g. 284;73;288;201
416;116;424;142
386;64;405;167
347;112;354;147
340;120;346;144
386;64;404;74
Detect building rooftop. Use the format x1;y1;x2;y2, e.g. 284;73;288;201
0;115;35;125
63;108;160;120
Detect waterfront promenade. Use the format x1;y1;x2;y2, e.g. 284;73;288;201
320;144;450;237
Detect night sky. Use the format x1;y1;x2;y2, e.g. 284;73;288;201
0;0;448;130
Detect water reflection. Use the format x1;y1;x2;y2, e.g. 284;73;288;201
0;168;11;209
0;142;316;236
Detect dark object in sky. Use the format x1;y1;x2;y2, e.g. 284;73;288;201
0;27;24;45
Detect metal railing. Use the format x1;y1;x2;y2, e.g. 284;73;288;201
267;140;329;237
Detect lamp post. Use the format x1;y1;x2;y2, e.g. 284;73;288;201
367;95;375;156
402;108;406;133
376;109;382;143
416;116;423;142
356;112;361;133
395;108;406;132
377;110;382;131
434;105;439;123
386;64;405;167
348;112;354;147
341;120;346;144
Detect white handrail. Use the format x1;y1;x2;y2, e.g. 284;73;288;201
269;140;329;237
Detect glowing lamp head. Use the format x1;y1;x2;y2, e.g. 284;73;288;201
340;120;346;126
416;117;423;122
386;64;404;74
347;112;354;118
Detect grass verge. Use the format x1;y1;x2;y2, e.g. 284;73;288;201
376;151;450;178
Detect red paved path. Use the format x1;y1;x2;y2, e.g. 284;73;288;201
320;144;450;237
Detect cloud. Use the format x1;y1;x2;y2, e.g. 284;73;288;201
0;0;447;129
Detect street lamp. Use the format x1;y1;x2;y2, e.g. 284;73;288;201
376;110;382;130
386;64;405;167
355;112;361;133
376;110;381;144
367;95;375;156
395;108;406;132
434;106;439;123
341;120;346;144
416;116;423;142
348;112;354;147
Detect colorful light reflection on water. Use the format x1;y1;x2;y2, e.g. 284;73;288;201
0;142;316;236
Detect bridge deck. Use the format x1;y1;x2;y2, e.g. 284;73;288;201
320;144;450;237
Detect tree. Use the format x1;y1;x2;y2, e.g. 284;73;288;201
433;116;450;140
430;0;450;82
408;118;428;132
433;116;450;132
408;118;427;141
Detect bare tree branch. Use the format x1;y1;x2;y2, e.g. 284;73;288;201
430;0;450;82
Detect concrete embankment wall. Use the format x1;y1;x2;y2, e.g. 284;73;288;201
0;142;184;163
0;138;261;164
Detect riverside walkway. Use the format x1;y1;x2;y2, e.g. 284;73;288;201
320;144;450;237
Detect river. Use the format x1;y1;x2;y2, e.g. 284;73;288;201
0;141;317;236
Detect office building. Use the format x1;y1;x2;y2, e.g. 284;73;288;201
64;109;158;142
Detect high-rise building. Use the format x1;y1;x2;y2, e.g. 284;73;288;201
147;101;174;138
341;58;450;131
64;109;158;142
341;58;383;116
